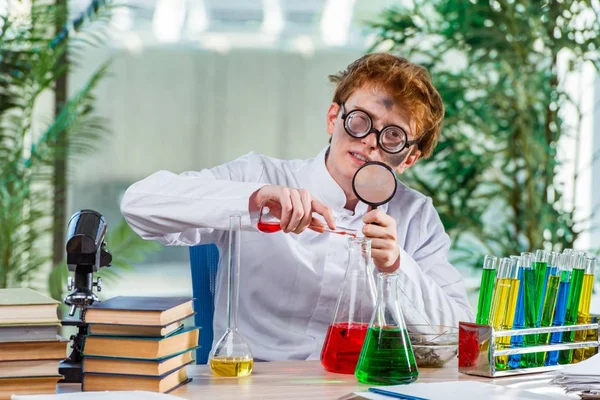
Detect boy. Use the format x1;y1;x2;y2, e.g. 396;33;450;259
121;53;473;361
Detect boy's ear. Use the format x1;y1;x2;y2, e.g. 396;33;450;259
394;145;421;174
326;103;340;135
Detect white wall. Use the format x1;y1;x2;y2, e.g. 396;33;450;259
68;46;362;185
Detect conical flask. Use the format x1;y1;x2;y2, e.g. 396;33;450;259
321;237;376;374
355;272;418;385
208;215;254;377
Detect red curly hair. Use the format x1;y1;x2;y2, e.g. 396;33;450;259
329;53;444;158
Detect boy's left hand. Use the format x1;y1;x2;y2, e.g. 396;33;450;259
362;209;400;272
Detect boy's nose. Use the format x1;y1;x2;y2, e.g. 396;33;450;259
360;130;378;149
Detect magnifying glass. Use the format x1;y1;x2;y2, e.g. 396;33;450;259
352;161;397;209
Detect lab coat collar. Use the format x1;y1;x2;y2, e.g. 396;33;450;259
301;147;389;216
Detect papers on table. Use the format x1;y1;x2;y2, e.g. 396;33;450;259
549;353;600;399
347;381;567;400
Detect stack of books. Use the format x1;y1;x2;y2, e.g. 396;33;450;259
81;296;199;393
0;288;68;399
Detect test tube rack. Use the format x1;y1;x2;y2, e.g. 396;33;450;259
458;321;599;377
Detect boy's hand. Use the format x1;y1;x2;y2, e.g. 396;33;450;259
362;209;400;272
250;185;336;234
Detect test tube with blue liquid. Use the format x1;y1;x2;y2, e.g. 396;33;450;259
546;253;573;366
508;253;533;369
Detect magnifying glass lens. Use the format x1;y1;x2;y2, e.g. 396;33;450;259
352;162;397;208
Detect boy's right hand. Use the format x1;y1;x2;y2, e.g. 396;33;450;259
249;185;336;234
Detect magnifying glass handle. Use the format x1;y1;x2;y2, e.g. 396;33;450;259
369;205;380;226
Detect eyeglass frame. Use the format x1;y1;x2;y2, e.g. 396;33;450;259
340;102;419;154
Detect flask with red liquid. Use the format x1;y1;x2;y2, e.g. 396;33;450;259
320;237;376;373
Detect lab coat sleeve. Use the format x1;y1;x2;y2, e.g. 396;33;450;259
120;152;268;246
397;198;475;328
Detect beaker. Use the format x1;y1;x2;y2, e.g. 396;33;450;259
355;272;418;385
321;237;376;374
208;215;254;377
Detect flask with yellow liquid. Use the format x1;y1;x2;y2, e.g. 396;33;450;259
208;215;254;377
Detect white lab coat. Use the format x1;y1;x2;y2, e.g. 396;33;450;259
121;147;474;361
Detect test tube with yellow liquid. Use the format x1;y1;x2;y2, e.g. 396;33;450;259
494;257;520;371
489;257;511;329
572;256;596;363
208;215;254;377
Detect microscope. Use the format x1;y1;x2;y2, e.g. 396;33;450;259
59;209;112;383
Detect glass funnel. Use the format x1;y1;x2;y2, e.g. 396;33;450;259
321;237;376;374
208;215;254;377
355;272;418;385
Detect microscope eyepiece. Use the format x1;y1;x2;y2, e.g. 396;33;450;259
66;210;111;270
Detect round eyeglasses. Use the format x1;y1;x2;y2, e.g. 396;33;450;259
340;103;418;154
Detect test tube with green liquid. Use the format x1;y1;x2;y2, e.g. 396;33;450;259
534;249;550;325
558;252;586;364
572;256;596;363
476;255;498;325
494;257;521;371
522;253;540;368
489;258;511;329
535;252;562;366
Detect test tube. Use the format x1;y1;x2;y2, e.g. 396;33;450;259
572;256;596;362
489;257;511;329
475;255;498;325
534;250;550;325
507;253;533;369
522;253;540;368
546;254;572;366
558;252;586;364
494;257;521;371
535;252;562;366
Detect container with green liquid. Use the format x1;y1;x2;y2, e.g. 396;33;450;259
476;255;498;325
355;273;418;385
522;260;539;368
535;252;562;367
534;249;550;326
559;252;586;365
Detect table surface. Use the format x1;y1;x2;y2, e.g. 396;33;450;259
58;360;573;399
